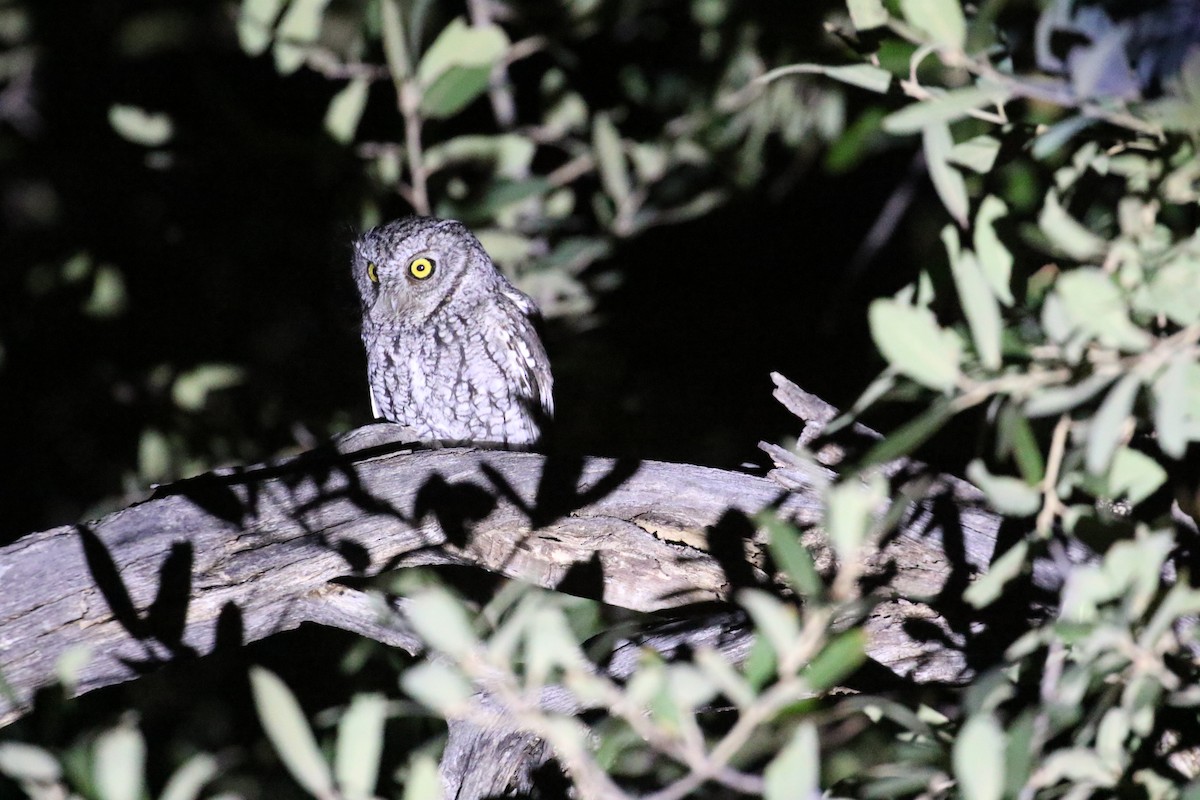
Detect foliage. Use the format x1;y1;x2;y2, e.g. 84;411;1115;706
6;0;1200;798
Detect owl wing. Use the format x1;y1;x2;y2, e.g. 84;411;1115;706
486;292;554;423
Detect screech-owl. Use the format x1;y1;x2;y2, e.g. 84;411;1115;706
352;216;553;447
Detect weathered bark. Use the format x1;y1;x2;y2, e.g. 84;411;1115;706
0;420;1008;731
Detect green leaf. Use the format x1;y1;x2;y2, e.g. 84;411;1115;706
883;85;1007;134
944;229;1002;369
761;513;823;599
525;606;584;686
416;18;508;117
237;0;284;56
804;629;867;691
966;460;1040;515
764;722;819;800
1086;373;1141;475
825;474;887;560
963;539;1029;608
592;112;630;206
1056;268;1151;352
953;715;1005;800
948;134;1001;173
1024;372;1117;418
1153;355;1191;458
997;403;1045;483
900;0;966;49
739;589;801;663
379;0;410;81
847;0;888;30
400;661;474;714
822;63;893;93
974;195;1014;305
160;753;219;800
0;743;61;785
861;398;954;466
335;693;387;800
925;123;969;227
869;299;962;391
108;104;174;147
401;753;442;800
1039;190;1107;261
694;646;755;708
273;0;329;74
1106;447;1167;506
94;722;146;800
1142;256;1200;326
325;77;370;145
172;364;246;412
250;667;335;799
406;587;479;658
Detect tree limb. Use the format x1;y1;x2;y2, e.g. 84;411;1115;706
0;423;1006;727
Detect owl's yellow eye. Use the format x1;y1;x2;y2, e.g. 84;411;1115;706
409;256;435;280
367;261;379;283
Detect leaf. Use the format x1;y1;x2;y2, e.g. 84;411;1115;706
325;77;370;145
1142;256;1200;326
172;364;246;411
868;299;962;391
945;230;1002;369
335;693;387;800
900;0;966;49
400;661;474;714
953;715;1005;800
1153;355;1191;458
822;63;893;94
1055;267;1151;352
416;18;508;118
739;589;800;663
401;753;442;800
847;0;888;30
963;539;1029;608
948;134;1001;173
1039;190;1107;261
1024;371;1117;418
160;753;219;800
804;629;867;691
973;195;1014;305
273;0;329;75
966;460;1041;516
108;104;174;147
250;667;335;799
0;743;61;784
925;123;969;227
406;587;479;658
94;722;146;800
761;513;823;599
825;474;887;560
764;722;819;800
379;0;409;81
694;647;755;708
592;112;630;206
860;398;954;466
883;85;1008;134
997;403;1045;483
1106;447;1167;506
1086;373;1141;475
237;0;284;56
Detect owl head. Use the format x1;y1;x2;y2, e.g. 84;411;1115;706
352;216;501;325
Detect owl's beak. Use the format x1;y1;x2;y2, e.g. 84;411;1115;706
370;283;409;322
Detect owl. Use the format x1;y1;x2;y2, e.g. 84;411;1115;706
352;216;553;447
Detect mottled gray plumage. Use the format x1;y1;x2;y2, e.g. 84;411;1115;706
352;216;553;447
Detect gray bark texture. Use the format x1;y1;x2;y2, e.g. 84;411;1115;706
0;391;1028;797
